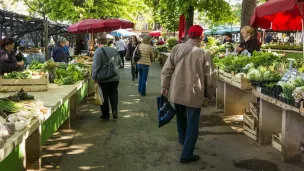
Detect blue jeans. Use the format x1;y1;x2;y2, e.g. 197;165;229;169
137;64;149;95
175;104;201;159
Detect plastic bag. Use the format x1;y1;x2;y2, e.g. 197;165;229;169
87;84;104;106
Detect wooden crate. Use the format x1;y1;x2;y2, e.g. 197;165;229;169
218;69;232;83
272;133;282;152
243;109;259;141
0;74;48;92
231;75;252;90
250;102;259;120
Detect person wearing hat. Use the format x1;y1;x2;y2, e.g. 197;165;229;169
53;37;68;63
161;25;216;164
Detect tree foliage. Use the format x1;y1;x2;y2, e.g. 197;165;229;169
14;0;150;23
146;0;234;32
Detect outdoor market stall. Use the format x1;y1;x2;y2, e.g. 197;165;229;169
159;49;304;162
0;59;92;170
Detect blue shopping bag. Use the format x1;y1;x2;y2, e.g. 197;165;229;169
157;95;176;128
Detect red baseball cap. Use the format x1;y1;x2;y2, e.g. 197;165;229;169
188;25;204;37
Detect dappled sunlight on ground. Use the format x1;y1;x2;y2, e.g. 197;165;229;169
67;144;94;155
79;166;106;170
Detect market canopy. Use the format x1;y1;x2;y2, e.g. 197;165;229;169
250;0;304;31
92;19;134;31
68;18;134;33
204;26;241;36
111;29;136;37
68;19;105;33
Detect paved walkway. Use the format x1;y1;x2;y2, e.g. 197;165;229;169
58;62;304;171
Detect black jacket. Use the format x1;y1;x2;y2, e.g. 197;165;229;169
239;37;260;54
0;49;22;75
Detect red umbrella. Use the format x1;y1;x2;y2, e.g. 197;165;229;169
250;0;304;58
149;31;161;37
68;19;106;33
178;14;186;42
92;19;134;31
250;0;304;31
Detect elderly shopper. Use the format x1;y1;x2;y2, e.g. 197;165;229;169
161;25;216;163
136;35;153;96
92;34;121;120
0;37;24;75
53;38;69;63
236;26;260;54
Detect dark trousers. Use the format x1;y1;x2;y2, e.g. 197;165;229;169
99;81;119;118
175;104;201;159
131;60;138;79
118;51;125;68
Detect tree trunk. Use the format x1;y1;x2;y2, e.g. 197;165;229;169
240;0;258;41
185;5;194;34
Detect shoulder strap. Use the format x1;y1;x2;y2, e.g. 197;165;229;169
100;47;110;64
171;46;193;67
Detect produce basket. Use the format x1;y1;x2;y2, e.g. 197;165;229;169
0;73;48;92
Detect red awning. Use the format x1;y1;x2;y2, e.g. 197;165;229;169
250;0;304;31
178;14;186;42
149;31;161;37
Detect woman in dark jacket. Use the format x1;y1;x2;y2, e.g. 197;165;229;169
236;26;260;55
126;35;140;81
0;38;24;75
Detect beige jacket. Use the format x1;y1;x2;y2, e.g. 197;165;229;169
161;39;216;108
134;44;153;66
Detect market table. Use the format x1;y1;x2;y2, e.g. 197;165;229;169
216;76;304;162
0;80;89;170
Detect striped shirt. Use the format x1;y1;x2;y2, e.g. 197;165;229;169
137;44;153;66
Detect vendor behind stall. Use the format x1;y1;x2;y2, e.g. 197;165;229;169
236;26;260;55
0;37;24;75
223;32;235;44
53;38;68;63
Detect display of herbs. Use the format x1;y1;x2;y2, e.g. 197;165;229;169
42;60;57;83
0;99;24;113
2;70;32;79
166;37;178;50
7;89;34;102
54;64;84;85
29;59;44;70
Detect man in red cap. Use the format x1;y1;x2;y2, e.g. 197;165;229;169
161;25;216;163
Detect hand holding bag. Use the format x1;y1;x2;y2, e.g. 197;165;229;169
157;95;176;128
96;48;118;81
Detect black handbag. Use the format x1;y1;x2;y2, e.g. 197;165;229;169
133;45;140;62
96;48;118;81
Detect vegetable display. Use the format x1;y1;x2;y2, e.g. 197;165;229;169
54;64;85;85
0;100;24;113
7;89;34;102
29;59;44;70
42;60;57;83
2;71;32;79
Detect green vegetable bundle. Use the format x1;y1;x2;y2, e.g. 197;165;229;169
2;71;32;79
0;100;24;113
29;59;44;70
54;64;85;85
